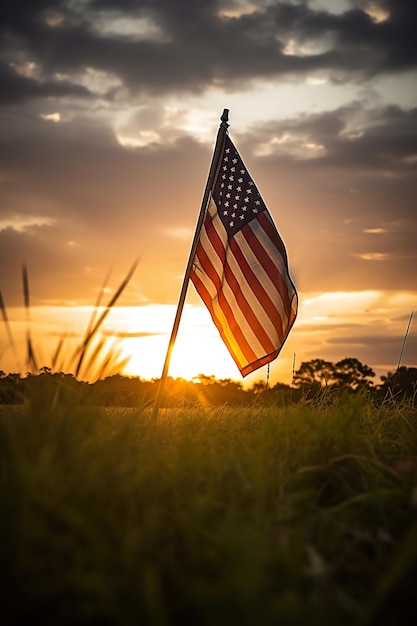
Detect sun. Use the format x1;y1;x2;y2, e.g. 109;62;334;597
120;306;241;382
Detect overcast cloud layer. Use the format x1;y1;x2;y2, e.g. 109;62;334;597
0;0;416;378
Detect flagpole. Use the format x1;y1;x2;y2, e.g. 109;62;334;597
151;109;230;421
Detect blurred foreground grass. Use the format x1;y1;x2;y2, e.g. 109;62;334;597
1;389;416;625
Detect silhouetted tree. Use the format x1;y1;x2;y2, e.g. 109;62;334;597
379;366;417;401
293;359;336;389
333;357;375;391
249;380;268;394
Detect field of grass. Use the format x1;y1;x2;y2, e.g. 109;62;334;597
1;389;417;625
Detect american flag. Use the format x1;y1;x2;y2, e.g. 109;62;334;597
190;134;298;377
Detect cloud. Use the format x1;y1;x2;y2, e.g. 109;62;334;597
0;97;416;305
0;61;93;106
0;0;415;312
1;0;416;105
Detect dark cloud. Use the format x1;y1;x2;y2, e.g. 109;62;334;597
0;62;93;105
323;332;417;371
0;0;415;380
0;106;213;305
0;0;416;102
243;103;417;172
0;0;416;311
0;98;415;305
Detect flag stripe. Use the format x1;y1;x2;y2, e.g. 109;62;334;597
194;206;266;362
198;202;278;354
240;215;293;320
232;239;288;339
190;133;297;377
190;267;254;371
222;255;279;354
229;230;286;342
226;238;285;346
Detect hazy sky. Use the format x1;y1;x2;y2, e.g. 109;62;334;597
0;0;416;384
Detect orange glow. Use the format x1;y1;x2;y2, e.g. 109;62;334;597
1;291;416;387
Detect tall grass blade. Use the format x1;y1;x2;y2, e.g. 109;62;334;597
22;263;30;311
74;258;139;378
82;265;114;351
0;290;21;369
22;263;38;373
96;342;130;381
51;334;66;371
77;336;106;380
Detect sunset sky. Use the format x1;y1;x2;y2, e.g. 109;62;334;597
0;0;416;386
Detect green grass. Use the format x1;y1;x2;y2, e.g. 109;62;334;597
1;390;417;625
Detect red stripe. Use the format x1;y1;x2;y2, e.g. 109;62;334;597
259;211;288;262
203;211;227;265
190;194;297;376
192;228;259;368
241;349;281;377
201;214;278;354
208;281;258;369
229;231;285;343
194;240;222;293
259;211;298;334
243;217;293;317
190;268;257;372
221;256;278;354
190;271;242;370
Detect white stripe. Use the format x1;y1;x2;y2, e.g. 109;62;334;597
196;204;267;357
196;232;266;358
193;265;249;369
258;215;297;299
201;199;288;348
225;241;282;344
234;224;291;331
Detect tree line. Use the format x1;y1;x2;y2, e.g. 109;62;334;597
0;357;416;407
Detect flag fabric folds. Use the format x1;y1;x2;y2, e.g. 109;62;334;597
190;134;298;377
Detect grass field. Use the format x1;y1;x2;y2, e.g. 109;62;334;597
1;389;417;625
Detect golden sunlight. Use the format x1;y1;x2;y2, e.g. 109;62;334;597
118;305;239;381
1;292;415;387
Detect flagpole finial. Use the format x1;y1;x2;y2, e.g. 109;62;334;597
221;109;229;126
